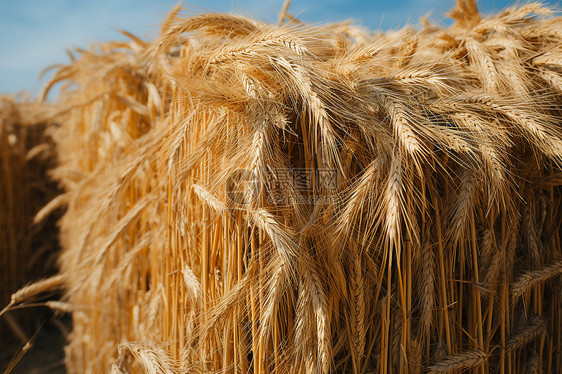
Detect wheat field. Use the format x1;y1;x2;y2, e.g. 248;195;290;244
2;0;562;373
0;96;60;356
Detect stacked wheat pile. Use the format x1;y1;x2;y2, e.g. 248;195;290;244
29;1;562;373
0;97;59;346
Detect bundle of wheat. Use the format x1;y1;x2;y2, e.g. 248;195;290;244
34;1;562;373
0;96;60;349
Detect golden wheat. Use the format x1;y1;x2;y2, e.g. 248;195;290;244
3;1;562;373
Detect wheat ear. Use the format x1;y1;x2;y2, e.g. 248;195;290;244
427;350;489;374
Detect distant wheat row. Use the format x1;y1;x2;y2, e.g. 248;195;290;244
0;97;59;350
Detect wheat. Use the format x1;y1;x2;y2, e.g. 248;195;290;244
0;97;60;343
6;1;562;373
113;343;175;374
526;350;541;374
506;316;546;352
349;253;365;364
427;350;489;374
10;275;64;307
419;240;435;335
449;169;475;246
511;261;562;298
465;37;500;94
385;152;403;249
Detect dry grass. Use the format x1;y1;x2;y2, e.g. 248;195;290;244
2;0;562;373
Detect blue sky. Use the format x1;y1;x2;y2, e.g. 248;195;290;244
0;0;533;95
